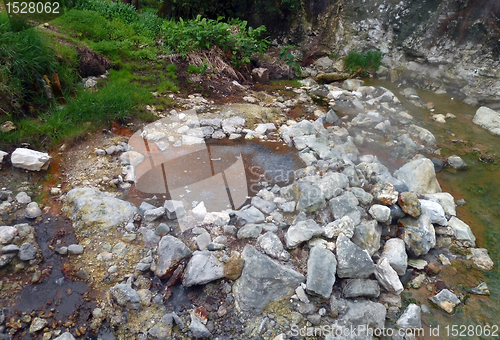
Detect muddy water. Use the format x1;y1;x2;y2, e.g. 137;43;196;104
124;138;305;210
367;79;500;339
0;164;96;339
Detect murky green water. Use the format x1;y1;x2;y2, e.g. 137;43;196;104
367;79;500;339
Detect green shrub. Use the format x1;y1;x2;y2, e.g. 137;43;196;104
344;50;383;75
188;63;208;74
161;15;269;67
279;45;301;78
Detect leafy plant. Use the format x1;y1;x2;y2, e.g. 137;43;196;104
161;15;269;68
188;62;208;74
279;45;301;79
344;50;383;76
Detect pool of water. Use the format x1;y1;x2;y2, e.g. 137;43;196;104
123;138;305;211
366;79;500;339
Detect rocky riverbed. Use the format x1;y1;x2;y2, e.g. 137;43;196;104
0;77;497;339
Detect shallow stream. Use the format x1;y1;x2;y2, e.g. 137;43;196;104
366;79;500;339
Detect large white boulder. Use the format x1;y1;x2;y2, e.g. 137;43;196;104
473;106;500;136
11;148;51;171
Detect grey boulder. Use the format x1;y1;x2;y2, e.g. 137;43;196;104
394;158;441;194
472;106;500;135
329;191;361;225
233;206;265;226
233;245;304;313
257;232;290;261
342;279;380;298
380;238;407;275
336;234;374;279
152;235;192;279
396;303;422;329
351;220;382;256
285;219;323;248
110;283;142;310
374;258;403;294
448;216;476;246
182;251;225;287
429;289;461;313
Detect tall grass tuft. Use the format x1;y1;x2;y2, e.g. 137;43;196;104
0;71;153;148
344;50;383;75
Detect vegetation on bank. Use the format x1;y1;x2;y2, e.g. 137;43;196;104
0;0;269;149
344;50;383;76
0;0;383;150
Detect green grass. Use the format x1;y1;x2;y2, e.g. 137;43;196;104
344;50;383;75
52;9;160;62
156;80;179;95
1;0;272;149
0;70;153;149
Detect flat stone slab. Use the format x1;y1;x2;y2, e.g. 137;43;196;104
342;279;380;298
64;187;138;231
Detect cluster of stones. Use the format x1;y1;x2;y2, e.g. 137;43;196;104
0;190;43;221
2;76;495;339
0;221;40;274
53;79;494;339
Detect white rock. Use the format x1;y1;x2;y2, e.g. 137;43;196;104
422;192;456;217
192;201;207;221
473;106;500;135
11;148;51;171
25;202;42;219
380;238;407;275
469;248;494;271
368;204;391;222
120;151;144;166
203;212;230;226
419;199;448;226
182;135;204;145
0;226;18;244
448;216;476;246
